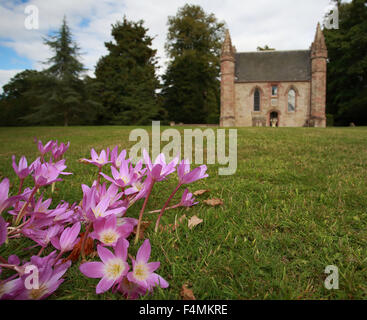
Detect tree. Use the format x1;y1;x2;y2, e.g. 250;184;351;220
0;70;42;126
324;0;367;125
22;16;98;126
257;45;275;51
94;17;161;125
162;4;225;124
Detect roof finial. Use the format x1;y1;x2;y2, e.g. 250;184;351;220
221;29;233;56
313;22;326;49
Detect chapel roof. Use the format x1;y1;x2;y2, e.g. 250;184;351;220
234;50;311;82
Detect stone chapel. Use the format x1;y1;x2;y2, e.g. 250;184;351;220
220;23;328;127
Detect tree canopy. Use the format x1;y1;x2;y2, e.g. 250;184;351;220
324;0;367;125
161;4;225;124
94;17;162;125
21;16;98;126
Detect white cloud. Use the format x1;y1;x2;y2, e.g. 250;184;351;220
0;0;348;87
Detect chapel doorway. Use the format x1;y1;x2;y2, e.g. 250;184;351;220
269;111;279;127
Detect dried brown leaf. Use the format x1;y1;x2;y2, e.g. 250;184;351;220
203;198;223;206
180;284;196;300
188;215;203;229
78;158;89;164
64;232;94;262
193;189;209;196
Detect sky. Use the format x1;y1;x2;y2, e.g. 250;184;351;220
0;0;344;93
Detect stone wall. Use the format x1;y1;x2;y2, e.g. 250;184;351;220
234;81;311;127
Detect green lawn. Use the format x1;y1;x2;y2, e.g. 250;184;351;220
1;126;367;300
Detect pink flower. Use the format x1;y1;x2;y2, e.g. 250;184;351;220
12;155;30;180
38;140;55;157
127;239;168;291
29;225;62;248
82;148;110;169
128;176;154;203
177;159;208;185
32;162;65;187
16;258;71;300
110;146;127;168
119;276;146;299
100;159;137;188
180;189;199;207
0;278;23;300
52;142;70;161
90;215;133;246
143;150;178;182
0;178;20;214
79;238;130;294
86;195;126;221
51;222;80;252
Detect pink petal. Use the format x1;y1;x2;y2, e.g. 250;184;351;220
114;238;129;261
80;262;104;278
104;214;116;230
50;236;61;250
148;273;169;289
143;149;152;169
147;261;160;273
96;277;115;294
151;164;162;180
136;239;151;263
91;148;98;160
99;172;115;185
97;245;115;264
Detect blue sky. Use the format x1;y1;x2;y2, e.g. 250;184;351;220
0;0;343;92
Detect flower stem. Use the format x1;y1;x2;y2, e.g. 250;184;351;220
154;184;181;233
37;246;45;257
134;180;155;245
55;250;64;262
146;203;181;214
96;167;102;188
17;179;24;195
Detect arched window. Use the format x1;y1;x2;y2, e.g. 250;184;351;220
288;89;296;112
254;88;260;111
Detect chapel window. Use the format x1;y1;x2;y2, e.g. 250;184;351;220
254;89;260;111
288;88;296;112
271;85;278;96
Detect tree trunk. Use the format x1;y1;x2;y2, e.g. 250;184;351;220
64;111;68;127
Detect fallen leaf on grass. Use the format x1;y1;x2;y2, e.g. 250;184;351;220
193;189;209;196
203;198;223;206
180;284;196;300
188;215;203;229
132;221;151;240
77;158;90;164
64;232;94;262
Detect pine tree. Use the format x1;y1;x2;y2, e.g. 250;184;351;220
23;16;98;126
162;4;225;124
94;17;161;125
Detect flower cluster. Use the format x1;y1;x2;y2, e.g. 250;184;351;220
0;141;208;300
